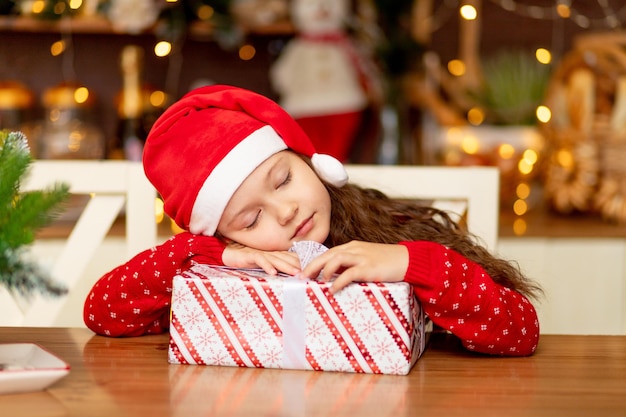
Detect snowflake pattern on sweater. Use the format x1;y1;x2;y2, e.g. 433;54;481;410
84;234;539;355
399;240;539;356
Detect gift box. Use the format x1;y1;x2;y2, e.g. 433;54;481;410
168;264;429;375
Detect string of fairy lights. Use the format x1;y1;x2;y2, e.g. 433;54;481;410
15;1;625;68
12;0;625;234
446;1;626;234
439;0;626;29
488;0;626;29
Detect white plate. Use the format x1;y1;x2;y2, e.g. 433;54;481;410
0;343;70;395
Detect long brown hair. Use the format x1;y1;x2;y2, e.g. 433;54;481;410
324;181;543;300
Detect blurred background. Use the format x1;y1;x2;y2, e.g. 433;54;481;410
1;0;626;231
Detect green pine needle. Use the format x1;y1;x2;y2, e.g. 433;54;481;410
0;130;71;298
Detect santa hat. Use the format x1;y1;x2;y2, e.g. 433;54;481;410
143;84;348;236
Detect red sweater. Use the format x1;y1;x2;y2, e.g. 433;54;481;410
84;233;539;356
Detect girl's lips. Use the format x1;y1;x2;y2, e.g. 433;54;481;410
293;216;314;239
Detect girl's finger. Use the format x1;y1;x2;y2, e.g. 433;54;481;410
301;256;325;279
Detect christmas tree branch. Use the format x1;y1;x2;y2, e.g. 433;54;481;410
0;130;71;298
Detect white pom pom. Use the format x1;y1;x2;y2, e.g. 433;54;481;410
311;153;348;187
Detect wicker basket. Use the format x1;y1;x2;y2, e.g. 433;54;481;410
542;31;626;223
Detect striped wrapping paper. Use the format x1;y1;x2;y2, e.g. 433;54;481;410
168;264;429;374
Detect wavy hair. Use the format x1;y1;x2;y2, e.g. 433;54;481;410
323;181;543;300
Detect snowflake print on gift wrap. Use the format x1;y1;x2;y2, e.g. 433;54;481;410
196;328;220;351
182;308;204;328
356;317;380;336
308;320;327;339
208;349;233;366
344;292;370;315
371;338;395;359
317;340;339;363
387;361;408;375
236;303;260;322
172;284;193;305
248;322;274;346
261;345;283;367
221;280;248;301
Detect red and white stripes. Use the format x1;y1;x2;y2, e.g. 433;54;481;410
169;264;427;375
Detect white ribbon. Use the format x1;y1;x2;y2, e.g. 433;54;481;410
281;241;328;369
281;274;308;369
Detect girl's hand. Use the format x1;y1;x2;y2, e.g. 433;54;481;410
222;242;301;276
301;241;409;294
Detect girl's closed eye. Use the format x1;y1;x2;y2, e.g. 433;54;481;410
278;171;292;188
245;210;261;230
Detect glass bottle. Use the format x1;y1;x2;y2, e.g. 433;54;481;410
112;45;146;161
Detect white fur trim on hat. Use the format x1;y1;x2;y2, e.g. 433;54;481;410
311;153;348;187
189;125;287;235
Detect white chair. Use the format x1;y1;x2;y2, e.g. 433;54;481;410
0;160;157;327
344;165;500;250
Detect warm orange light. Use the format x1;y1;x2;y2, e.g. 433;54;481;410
155;198;165;224
447;59;466;76
516;182;531;199
467;107;485;126
171;218;184;234
513;218;527;236
239;44;256;61
522;149;538;165
498;143;516;159
536;105;552;123
150;90;167;107
461;135;480;155
74;87;89;104
518;158;534;175
197;5;214;20
557;149;573;168
536;48;552;64
154;41;172;57
556;4;571;18
513;199;528;216
50;40;66;56
31;0;45;14
460;5;477;20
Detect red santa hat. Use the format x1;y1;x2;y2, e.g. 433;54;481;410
143;84;348;236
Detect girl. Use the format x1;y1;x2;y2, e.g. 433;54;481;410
84;85;541;356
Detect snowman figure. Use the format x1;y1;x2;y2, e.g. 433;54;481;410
270;0;372;162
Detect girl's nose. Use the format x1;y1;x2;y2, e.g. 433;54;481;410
274;200;298;226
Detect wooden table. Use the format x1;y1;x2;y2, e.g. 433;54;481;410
1;328;625;417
